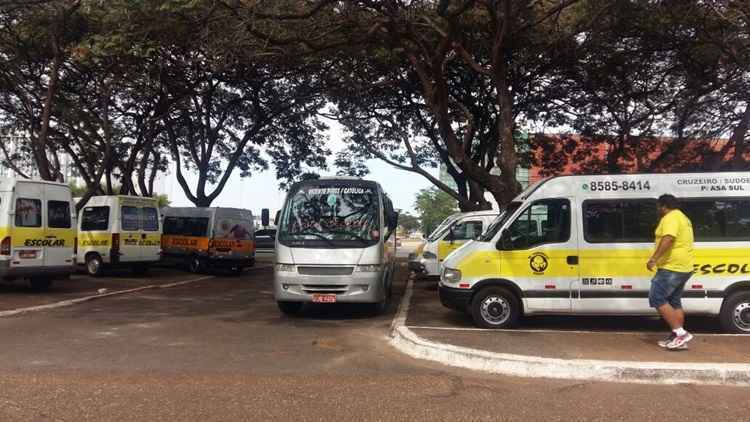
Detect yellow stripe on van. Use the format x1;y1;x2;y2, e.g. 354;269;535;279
456;248;750;280
0;227;76;248
78;233;111;248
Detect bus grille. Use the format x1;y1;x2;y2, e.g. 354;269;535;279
297;266;354;276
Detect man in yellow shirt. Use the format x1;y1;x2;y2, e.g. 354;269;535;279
647;194;695;350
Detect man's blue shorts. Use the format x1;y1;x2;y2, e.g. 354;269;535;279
649;269;693;309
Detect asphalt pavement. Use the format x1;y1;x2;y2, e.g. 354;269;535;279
0;262;748;421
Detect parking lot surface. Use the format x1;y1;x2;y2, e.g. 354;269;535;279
0;263;748;421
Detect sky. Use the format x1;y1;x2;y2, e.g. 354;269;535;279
161;120;435;216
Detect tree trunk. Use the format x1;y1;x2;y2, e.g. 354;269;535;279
731;103;750;170
34;43;61;181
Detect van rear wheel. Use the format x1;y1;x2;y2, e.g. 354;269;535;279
720;291;750;334
188;257;203;274
29;278;52;291
86;255;104;277
470;286;521;329
277;301;303;315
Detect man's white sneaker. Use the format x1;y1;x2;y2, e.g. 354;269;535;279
657;332;676;348
666;332;694;350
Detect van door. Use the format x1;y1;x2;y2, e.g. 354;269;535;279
573;199;656;314
500;198;578;313
44;185;75;269
119;203;141;263
11;183;45;270
438;218;485;266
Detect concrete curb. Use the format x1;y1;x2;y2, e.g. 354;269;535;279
0;276;214;318
389;279;750;387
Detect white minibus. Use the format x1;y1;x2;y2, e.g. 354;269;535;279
273;178;398;314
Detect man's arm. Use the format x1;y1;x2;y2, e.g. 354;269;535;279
648;235;675;271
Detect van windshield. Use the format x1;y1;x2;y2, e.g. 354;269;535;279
427;214;461;242
278;183;380;248
478;203;520;242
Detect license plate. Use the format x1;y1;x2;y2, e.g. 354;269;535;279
312;294;337;303
19;251;37;259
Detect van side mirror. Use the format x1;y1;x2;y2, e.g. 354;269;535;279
274;210;280;226
447;227;455;244
497;230;511;250
261;208;270;227
389;211;399;231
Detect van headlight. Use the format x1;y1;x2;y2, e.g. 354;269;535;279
276;263;296;273
422;251;437;259
442;268;462;284
356;264;383;272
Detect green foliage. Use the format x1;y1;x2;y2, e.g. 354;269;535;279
414;188;458;236
397;212;421;234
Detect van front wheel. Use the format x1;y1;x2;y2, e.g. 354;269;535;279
720;291;750;334
470;287;521;329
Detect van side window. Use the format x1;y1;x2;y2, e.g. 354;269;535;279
121;206;140;231
142;207;159;232
81;207;110;231
506;199;570;249
681;198;750;241
163;217;209;237
449;221;484;241
15;198;42;228
583;200;657;243
48;201;71;229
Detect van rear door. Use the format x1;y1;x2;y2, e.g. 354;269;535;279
44;184;75;269
11;182;45;270
119;202;142;263
140;204;161;262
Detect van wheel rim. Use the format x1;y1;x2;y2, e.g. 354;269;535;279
88;259;100;274
733;302;750;332
480;296;510;325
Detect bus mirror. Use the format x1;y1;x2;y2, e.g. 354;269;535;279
389;212;399;231
274;210;280;226
261;209;270;227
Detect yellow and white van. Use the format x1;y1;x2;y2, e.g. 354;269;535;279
161;207;255;274
76;196;162;276
409;211;499;277
439;172;750;333
0;178;76;290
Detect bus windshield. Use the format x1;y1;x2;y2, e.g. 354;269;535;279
278;183;380;248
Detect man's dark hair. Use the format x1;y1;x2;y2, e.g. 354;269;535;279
657;194;679;209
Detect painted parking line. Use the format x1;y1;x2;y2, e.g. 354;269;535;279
405;325;747;337
0;275;215;318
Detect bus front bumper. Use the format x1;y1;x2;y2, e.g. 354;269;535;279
274;269;386;303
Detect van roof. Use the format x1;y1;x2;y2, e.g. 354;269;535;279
518;171;750;202
0;177;70;190
161;207;254;219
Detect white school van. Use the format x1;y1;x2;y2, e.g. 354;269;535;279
77;196;162;276
439;172;750;333
0;178;76;290
409;211;500;277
